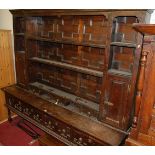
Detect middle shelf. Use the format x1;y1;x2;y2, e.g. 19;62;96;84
26;35;106;49
29;57;104;78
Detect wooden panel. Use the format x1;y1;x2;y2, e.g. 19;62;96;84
82;16;108;45
0;90;7;121
0;30;15;121
27;37;105;72
29;63;102;103
102;74;131;129
14;17;25;33
8;10;151;145
14;36;25;52
26;15;108;45
109;46;135;73
0;30;15;88
15;52;27;86
125;26;155;146
112;16;138;43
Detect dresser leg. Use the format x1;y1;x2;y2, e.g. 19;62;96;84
8;109;12;122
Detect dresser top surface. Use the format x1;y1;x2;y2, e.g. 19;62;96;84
133;24;155;35
10;9;153;16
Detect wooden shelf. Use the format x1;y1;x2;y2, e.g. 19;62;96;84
29;82;99;111
26;35;106;48
14;33;25;36
108;69;132;77
29;57;103;78
15;51;25;53
110;42;136;48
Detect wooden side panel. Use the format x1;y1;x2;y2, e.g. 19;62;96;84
15;52;27;86
0;30;15;88
0;90;7;121
110;46;135;73
139;42;155;133
0;30;15;121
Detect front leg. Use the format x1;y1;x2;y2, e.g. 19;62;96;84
8;108;12;122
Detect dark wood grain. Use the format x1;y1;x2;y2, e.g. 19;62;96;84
3;9;152;145
3;85;125;145
133;24;155;35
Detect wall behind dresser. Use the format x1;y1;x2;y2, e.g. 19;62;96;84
0;9;16;122
0;9;13;30
0;9;15;78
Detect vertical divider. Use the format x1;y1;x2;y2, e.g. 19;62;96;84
75;17;84;98
99;13;112;120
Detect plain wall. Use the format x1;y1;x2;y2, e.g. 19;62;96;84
0;9;13;31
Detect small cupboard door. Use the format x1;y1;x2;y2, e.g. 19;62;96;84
15;52;28;86
101;74;132;130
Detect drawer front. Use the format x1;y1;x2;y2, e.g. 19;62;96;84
6;94;106;146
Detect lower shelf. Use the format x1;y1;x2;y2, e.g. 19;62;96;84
28;82;99;119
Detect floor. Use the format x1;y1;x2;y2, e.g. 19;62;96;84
0;116;45;146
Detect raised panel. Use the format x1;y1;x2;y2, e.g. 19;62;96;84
57;16;80;42
14;36;25;52
109;46;135;73
103;74;131;129
79;74;102;103
26;17;41;36
39;17;56;39
15;53;27;86
81;46;105;71
14;17;25;33
36;41;79;65
111;16;138;43
82;16;108;45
